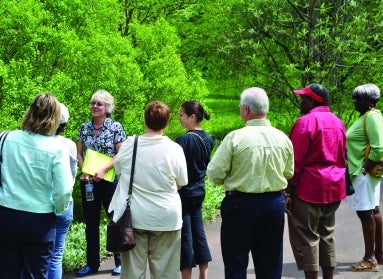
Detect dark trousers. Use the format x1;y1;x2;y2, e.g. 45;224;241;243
180;195;212;269
80;180;121;268
220;191;285;279
0;205;56;279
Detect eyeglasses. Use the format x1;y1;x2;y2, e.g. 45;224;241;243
90;101;105;107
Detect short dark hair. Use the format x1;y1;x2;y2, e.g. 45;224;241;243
309;84;330;105
144;101;170;131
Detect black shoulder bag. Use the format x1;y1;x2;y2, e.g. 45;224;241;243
345;163;355;196
0;131;10;187
106;136;138;252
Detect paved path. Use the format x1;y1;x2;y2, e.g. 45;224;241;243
64;193;383;279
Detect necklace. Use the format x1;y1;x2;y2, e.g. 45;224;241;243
92;119;104;131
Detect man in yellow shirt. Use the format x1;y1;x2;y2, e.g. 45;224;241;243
207;87;294;279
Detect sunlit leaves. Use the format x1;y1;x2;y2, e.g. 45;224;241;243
205;0;383;118
0;0;209;139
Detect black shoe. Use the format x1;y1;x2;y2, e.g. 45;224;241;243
111;265;121;276
76;266;98;277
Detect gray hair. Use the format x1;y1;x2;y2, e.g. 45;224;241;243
353;84;380;101
240;87;269;115
90;90;115;116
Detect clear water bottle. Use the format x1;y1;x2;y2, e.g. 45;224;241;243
85;183;94;202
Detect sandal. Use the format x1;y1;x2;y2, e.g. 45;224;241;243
349;258;379;272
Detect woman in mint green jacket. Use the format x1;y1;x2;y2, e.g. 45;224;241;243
0;93;73;279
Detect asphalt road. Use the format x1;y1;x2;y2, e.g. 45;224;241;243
64;187;383;279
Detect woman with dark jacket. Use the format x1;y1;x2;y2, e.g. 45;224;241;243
176;100;214;279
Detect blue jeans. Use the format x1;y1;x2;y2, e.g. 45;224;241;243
48;201;73;279
180;195;212;269
0;205;56;279
220;192;285;279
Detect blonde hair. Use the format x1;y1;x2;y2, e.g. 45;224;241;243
90;90;115;116
22;93;61;136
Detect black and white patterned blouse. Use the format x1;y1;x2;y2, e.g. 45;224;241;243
77;118;126;157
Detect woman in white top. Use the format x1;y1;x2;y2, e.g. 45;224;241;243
109;101;188;279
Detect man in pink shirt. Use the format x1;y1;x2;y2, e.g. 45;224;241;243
285;83;347;279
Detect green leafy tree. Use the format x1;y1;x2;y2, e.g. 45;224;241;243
0;0;210;223
118;0;198;36
192;0;383;123
160;0;383;132
0;0;208;139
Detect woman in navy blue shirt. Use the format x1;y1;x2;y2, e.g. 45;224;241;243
176;100;214;279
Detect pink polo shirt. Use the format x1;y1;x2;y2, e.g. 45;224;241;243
289;106;347;204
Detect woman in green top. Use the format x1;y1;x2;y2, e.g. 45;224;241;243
347;83;383;272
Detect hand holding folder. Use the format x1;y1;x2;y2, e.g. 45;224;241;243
82;149;116;182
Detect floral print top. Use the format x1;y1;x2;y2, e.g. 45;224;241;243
77;117;126;157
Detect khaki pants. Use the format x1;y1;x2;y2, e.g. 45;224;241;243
288;196;340;272
121;229;181;279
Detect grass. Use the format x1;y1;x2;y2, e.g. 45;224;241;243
203;84;244;141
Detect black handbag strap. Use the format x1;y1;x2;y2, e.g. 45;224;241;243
0;131;10;164
128;136;138;196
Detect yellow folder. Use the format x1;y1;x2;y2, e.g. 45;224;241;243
82;149;116;182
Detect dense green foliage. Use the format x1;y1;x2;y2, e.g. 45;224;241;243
0;0;208;140
2;0;383;139
170;0;383;129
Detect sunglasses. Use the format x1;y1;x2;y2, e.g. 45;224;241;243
90;101;105;107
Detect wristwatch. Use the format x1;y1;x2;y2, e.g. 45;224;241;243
361;167;368;175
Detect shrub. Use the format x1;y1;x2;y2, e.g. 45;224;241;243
63;222;111;273
203;180;224;221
